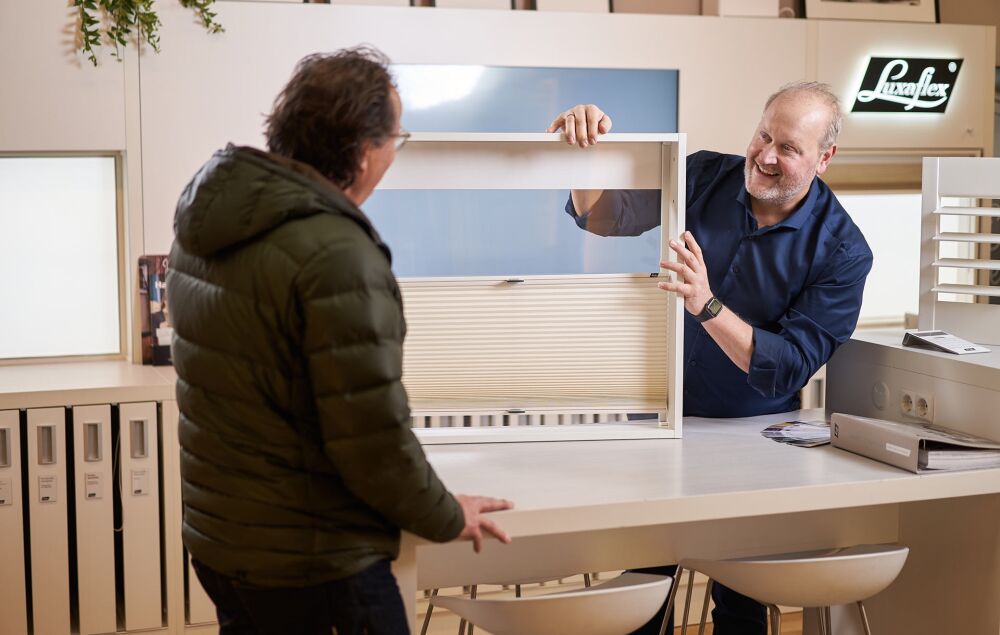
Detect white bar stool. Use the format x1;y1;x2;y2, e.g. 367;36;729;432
422;574;593;635
427;572;672;635
667;543;909;635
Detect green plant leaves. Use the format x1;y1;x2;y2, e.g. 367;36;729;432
74;0;224;66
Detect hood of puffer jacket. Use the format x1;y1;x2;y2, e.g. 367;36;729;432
173;144;390;261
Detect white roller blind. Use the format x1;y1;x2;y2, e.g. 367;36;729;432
0;157;120;359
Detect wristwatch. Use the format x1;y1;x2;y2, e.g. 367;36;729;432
695;297;724;323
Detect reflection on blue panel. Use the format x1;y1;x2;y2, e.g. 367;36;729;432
394;65;678;133
369;65;678;277
367;190;660;277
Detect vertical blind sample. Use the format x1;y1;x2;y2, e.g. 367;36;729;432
0;157;120;359
368;65;678;277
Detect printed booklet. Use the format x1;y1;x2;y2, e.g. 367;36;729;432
138;255;172;365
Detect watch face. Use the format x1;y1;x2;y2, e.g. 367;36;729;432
707;297;723;316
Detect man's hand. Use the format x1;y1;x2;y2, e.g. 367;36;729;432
547;104;613;147
658;231;714;315
455;494;514;553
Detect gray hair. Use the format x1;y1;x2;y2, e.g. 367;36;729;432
764;81;843;151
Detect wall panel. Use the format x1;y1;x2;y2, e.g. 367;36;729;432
0;2;127;152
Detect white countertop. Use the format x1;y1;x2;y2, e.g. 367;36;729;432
424;409;1000;538
0;361;175;409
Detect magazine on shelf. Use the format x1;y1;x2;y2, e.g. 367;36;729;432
138;255;172;366
831;413;1000;473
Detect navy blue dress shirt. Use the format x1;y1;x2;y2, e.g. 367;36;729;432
566;151;873;418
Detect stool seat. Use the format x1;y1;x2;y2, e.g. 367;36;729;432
431;572;672;635
680;543;908;608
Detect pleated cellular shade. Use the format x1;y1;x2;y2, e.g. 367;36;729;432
401;274;671;412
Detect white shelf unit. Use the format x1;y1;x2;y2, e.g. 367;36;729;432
380;132;686;442
918;157;1000;345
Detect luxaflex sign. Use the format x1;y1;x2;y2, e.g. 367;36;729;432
852;57;963;113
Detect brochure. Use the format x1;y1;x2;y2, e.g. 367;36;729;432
901;330;990;355
761;420;831;448
138;255;173;366
831;413;1000;473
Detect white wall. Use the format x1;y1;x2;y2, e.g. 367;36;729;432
0;2;127;152
136;3;995;254
0;1;995;344
137;4;810;253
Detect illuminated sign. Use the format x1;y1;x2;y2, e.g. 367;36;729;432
852;57;963;113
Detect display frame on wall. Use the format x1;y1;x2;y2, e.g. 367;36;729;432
804;0;936;23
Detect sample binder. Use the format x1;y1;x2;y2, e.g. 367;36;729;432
73;404;117;635
0;409;28;635
119;401;163;630
831;412;1000;473
27;407;72;634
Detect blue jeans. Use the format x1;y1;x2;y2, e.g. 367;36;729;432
628;565;767;635
192;559;409;635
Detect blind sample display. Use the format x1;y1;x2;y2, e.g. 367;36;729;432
0;157;120;359
370;65;678;277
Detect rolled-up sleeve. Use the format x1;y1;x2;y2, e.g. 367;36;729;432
564;189;661;237
747;242;873;398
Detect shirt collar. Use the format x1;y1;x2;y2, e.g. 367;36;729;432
736;177;820;234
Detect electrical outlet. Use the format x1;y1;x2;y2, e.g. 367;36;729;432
914;393;934;422
900;389;933;422
900;391;914;416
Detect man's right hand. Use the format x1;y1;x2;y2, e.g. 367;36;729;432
547;104;613;148
455;494;514;553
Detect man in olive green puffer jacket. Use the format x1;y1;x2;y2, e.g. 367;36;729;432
166;47;512;635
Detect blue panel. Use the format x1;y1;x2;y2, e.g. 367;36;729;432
367;65;678;277
370;190;660;277
395;65;678;133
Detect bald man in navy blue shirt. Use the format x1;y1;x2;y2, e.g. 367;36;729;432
549;82;873;634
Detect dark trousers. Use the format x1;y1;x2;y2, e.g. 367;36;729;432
628;565;767;635
192;558;409;635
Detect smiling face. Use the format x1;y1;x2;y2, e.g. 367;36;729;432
744;92;837;214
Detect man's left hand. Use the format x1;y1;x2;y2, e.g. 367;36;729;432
658;231;714;315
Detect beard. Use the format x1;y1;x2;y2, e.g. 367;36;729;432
743;158;816;207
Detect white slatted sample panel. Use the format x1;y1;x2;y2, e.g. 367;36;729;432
918;157;1000;344
402;274;669;410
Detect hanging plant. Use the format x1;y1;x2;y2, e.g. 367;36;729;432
74;0;224;66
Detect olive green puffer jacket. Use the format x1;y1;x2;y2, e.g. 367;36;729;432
167;145;464;587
